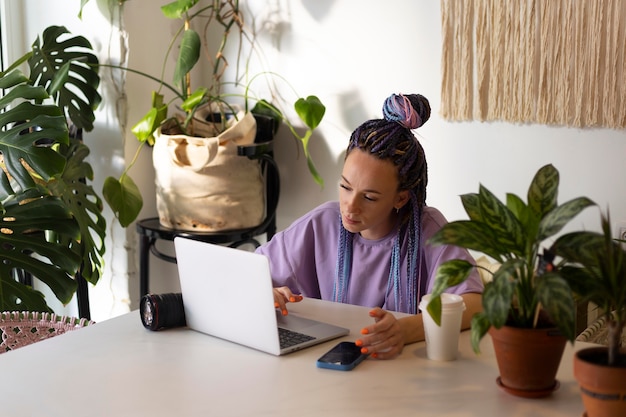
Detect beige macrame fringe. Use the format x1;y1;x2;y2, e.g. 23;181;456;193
441;0;474;120
441;0;626;129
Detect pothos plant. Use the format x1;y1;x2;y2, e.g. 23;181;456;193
425;164;595;352
95;0;327;228
0;26;104;311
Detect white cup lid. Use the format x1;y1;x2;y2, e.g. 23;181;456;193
419;293;465;310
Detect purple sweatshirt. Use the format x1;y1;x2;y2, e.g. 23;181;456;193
256;201;483;313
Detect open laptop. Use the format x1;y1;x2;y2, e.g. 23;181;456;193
173;237;349;355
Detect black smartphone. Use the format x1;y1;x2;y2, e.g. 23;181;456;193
316;341;368;371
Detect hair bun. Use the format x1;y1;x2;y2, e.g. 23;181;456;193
382;93;431;129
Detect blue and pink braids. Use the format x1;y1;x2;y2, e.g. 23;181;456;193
334;93;431;314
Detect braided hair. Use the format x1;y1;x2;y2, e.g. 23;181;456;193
334;93;431;314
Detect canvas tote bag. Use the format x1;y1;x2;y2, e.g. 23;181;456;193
152;111;264;231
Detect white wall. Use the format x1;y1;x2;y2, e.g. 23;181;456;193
7;0;626;320
124;0;626;305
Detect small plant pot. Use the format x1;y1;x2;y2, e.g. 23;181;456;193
573;347;626;417
489;325;567;398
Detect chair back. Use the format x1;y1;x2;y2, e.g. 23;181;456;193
0;311;94;353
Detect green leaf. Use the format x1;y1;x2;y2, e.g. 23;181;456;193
477;185;524;254
482;264;516;328
0;99;69;191
506;193;534;231
470;313;491;353
431;259;475;296
295;96;326;130
103;176;144;227
1;279;51;312
50;139;106;285
47;62;70;96
538;197;596;241
552;231;605;269
557;265;598;300
78;0;90;19
181;87;208;113
460;193;481;221
251;100;283;131
426;295;442;326
132;105;167;145
28;25;101;131
428;259;479;326
173;29;201;92
306;154;324;187
527;164;558;218
536;272;576;342
161;0;199;19
0;196;82;307
428;221;505;262
551;211;626;324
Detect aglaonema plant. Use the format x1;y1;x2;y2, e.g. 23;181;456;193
425;164;595;352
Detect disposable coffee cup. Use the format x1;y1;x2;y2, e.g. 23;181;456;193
419;293;466;361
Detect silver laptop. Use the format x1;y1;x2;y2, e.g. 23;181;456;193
174;237;349;355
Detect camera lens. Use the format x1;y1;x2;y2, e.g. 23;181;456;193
140;293;186;331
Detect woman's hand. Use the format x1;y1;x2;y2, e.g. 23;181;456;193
355;308;405;360
273;286;303;316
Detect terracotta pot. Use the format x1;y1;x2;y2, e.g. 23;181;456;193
573;347;626;417
489;325;567;397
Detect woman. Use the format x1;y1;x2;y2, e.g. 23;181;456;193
256;93;483;359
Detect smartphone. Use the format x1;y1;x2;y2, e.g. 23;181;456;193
316;341;368;371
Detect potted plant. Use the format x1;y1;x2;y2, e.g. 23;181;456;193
0;26;104;313
425;164;595;397
95;0;326;230
549;211;626;417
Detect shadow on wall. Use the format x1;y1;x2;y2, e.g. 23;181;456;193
337;90;372;133
272;87;391;231
301;0;337;21
272;124;337;231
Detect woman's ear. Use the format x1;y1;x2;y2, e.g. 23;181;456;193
394;190;410;210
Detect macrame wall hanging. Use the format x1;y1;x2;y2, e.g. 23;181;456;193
440;0;626;129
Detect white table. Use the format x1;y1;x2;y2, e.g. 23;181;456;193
0;298;587;417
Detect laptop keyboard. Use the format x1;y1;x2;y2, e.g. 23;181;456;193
278;327;316;349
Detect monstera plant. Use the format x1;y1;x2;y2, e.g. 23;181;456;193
0;26;104;312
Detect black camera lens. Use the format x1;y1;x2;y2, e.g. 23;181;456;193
140;293;186;331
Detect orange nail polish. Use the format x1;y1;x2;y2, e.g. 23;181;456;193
372;353;378;359
355;339;363;347
289;296;296;302
274;302;279;308
282;309;288;316
361;347;369;354
361;328;369;335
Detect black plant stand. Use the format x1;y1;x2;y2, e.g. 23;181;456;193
136;130;280;297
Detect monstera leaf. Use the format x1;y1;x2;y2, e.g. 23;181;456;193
0;192;82;311
48;137;106;285
0;70;69;196
28;25;101;131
